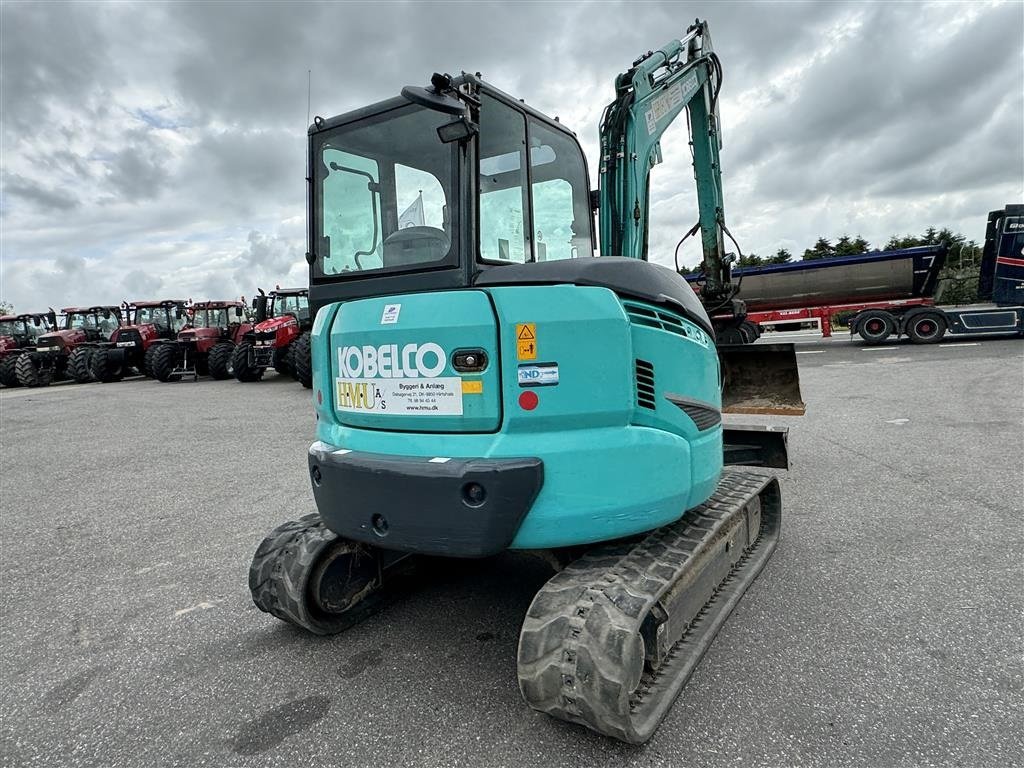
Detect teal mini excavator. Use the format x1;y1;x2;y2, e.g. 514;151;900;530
249;20;804;743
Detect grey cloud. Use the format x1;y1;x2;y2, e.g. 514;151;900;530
122;269;164;297
2;172;80;211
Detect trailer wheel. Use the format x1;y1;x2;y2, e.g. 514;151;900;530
905;312;946;344
15;352;50;388
67;347;96;383
232;342;264;382
208;342;235;380
0;355;21;387
740;320;761;344
856;310;895;345
89;347;125;383
292;331;313;389
151;344;180;382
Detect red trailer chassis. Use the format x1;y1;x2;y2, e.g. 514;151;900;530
741;298;935;338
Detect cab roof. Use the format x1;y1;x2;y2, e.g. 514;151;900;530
60;305;122;314
129;299;188;308
192;300;244;309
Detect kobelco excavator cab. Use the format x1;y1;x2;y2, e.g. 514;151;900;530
251;19;802;744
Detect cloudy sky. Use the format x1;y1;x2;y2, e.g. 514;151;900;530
1;0;1021;311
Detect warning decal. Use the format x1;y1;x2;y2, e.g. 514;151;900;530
516;323;537;360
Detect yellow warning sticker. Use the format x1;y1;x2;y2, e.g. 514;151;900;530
516;323;537;360
461;379;483;394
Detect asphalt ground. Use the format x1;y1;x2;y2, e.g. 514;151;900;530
1;335;1022;768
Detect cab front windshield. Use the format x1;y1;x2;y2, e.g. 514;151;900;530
312;105;456;278
271;294;310;322
67;311;119;335
0;320;24;337
136;305;188;333
191;308;234;329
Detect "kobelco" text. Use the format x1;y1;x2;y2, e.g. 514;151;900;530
338;342;446;378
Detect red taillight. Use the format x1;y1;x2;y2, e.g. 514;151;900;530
518;391;538;411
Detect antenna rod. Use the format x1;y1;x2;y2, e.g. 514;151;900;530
306;69;312;128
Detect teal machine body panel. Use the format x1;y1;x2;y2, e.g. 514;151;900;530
311;284;722;550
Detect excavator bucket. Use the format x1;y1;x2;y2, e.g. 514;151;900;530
718;342;805;415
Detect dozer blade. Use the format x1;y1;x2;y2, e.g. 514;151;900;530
718;342;805;415
517;469;782;743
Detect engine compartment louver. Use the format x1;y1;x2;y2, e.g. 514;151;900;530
666;394;722;431
624;302;691;339
635;359;656;410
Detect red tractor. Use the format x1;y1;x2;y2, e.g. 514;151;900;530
232;287;312;382
89;299;190;383
149;300;252;382
0;312;56;387
15;306;122;387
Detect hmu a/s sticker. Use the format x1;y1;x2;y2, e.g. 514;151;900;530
336;342;463;415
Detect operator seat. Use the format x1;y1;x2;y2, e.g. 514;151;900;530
382;226;450;268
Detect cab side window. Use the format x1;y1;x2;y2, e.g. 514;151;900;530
479;95;530;263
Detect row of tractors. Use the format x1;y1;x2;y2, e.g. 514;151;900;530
0;288;313;389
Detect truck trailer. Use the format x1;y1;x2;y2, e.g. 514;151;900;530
687;205;1024;344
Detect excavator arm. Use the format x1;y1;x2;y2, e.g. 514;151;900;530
598;19;737;312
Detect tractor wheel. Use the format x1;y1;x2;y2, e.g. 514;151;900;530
856;310;895;345
207;342;235;380
67;347;96;384
0;356;21;387
232;342;264;382
717;326;744;345
15;352;51;388
89;347;125;383
905;312;947;344
142;345;158;378
150;344;180;383
292;331;313;389
273;343;292;376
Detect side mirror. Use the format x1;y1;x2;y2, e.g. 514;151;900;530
102;310;111;319
33;317;41;327
235;307;243;318
175;309;184;320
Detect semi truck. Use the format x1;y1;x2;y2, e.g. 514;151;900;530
687;205;1024;344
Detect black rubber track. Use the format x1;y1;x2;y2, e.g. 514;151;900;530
15;353;50;387
0;355;20;387
292;331;312;388
67;347;95;384
150;344;180;382
249;514;382;635
231;342;264;382
517;469;782;744
89;347;124;383
207;342;235;380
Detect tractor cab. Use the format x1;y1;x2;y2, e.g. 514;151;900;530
57;306;122;343
0;313;51;350
128;300;190;337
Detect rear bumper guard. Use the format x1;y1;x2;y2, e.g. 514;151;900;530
307;442;543;558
